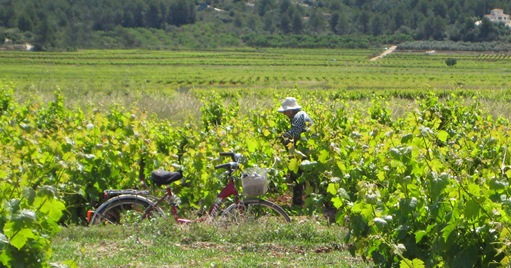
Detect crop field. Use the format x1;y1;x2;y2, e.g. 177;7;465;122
3;47;511;123
2;48;511;267
2;48;511;92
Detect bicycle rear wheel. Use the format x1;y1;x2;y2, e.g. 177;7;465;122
89;195;164;225
221;198;291;224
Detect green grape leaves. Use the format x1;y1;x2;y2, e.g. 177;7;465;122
2;83;511;267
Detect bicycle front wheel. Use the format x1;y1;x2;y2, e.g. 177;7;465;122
89;195;164;225
221;198;291;224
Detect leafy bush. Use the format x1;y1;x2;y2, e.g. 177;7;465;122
328;93;511;267
0;83;14;115
0;186;65;267
0;85;66;265
445;57;457;66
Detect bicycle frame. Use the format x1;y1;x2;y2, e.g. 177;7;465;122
148;174;241;224
88;152;290;225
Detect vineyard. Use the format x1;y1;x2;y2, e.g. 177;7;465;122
2;48;511;267
2;48;511;93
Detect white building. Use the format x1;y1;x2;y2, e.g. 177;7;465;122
476;8;511;28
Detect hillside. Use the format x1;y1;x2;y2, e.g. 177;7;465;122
1;0;511;50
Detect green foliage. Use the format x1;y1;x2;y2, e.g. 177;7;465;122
445;58;457;66
0;82;14;114
327;93;511;267
1;0;511;50
5;49;511;100
398;40;511;52
4;74;511;267
0;185;65;267
0;83;67;267
368;97;393;126
242;34;373;49
200;95;226;131
241;34;415;49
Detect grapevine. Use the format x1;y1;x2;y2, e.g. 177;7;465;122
2;79;511;266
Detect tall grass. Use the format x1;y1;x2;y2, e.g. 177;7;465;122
15;87;511;127
51;218;370;267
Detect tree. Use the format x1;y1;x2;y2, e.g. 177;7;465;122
447;3;461;24
0;0;17;28
168;0;196;27
390;10;405;32
416;16;446;40
432;0;447;18
446;23;462;41
370;14;384;36
479;17;497;41
234;14;243;28
33;15;56;51
308;9;325;33
279;0;291;14
445;58;457;66
130;1;147;27
334;12;351;35
459;16;478;42
330;12;339;33
263;10;278;33
3;0;511;50
256;0;276;17
279;13;291;33
122;10;136;28
356;11;370;34
291;10;304;34
431;16;447;40
145;2;162;28
417;0;430;15
17;15;34;32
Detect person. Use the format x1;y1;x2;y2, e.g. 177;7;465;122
277;97;313;146
277;97;313;206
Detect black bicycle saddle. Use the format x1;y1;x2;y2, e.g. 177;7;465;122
150;170;183;186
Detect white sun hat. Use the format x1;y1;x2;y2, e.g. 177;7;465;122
278;97;302;112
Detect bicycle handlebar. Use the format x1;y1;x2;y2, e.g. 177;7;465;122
215;152;242;171
214;162;238;170
220;152;242;161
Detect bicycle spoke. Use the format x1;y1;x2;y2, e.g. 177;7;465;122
90;197;163;225
221;199;290;224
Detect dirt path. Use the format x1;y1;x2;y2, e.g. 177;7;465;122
370;45;397;61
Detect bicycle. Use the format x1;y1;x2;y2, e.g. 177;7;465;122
87;152;291;225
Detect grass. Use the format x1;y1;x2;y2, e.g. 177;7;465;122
51;217;370;267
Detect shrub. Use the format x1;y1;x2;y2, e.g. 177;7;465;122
445;58;457;66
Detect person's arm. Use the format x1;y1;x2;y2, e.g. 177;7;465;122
284;112;307;141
